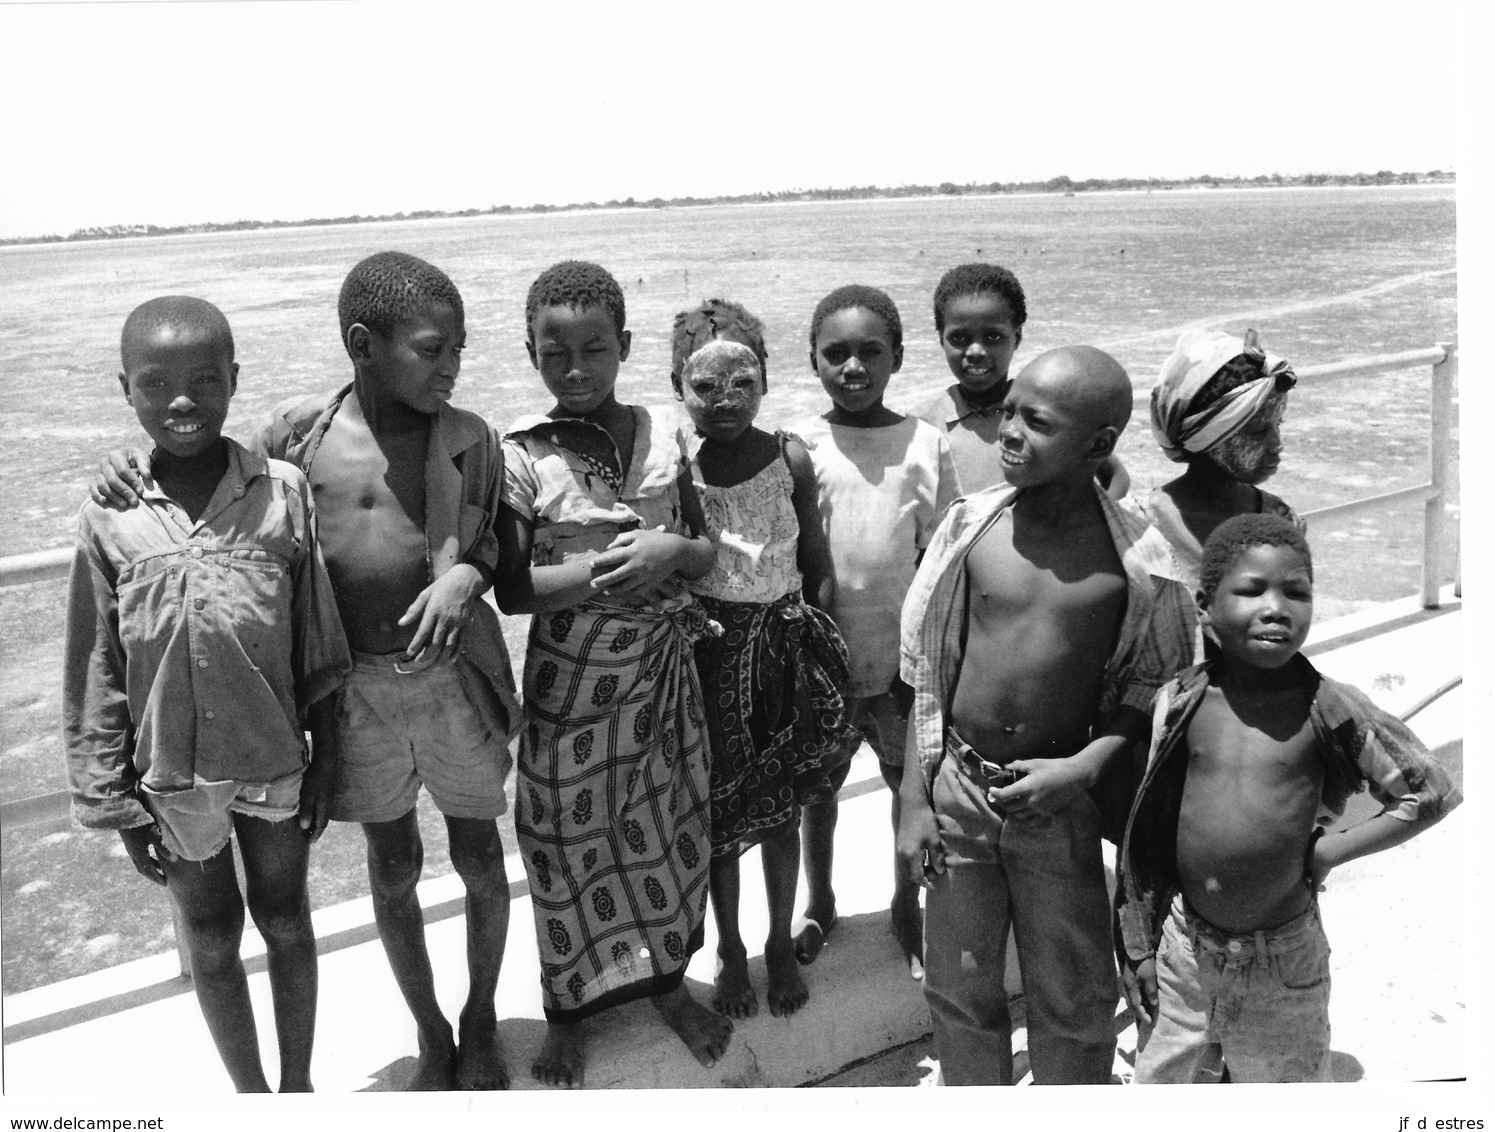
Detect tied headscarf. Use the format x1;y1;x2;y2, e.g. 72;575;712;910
1149;328;1297;462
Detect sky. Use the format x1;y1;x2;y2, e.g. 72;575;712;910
0;0;1485;239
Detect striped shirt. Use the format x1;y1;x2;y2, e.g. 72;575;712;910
899;482;1195;788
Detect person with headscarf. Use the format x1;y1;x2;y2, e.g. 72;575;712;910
1133;328;1304;602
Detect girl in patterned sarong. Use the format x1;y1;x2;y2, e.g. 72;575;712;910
670;301;853;1020
496;262;733;1088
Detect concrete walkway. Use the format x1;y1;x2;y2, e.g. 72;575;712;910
0;593;1469;1095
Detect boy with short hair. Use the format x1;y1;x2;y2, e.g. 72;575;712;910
65;296;350;1092
911;262;1128;496
90;253;520;1091
897;346;1194;1084
792;284;960;978
1117;513;1460;1083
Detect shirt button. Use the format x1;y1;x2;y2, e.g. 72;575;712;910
204;710;215;720
197;658;209;669
194;599;206;610
1227;941;1242;953
190;547;204;559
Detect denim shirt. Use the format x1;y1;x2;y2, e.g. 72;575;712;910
1115;657;1463;964
252;386;519;732
64;440;351;830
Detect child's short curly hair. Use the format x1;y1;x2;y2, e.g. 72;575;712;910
524;260;627;343
809;284;903;353
932;263;1027;336
1198;513;1314;602
122;296;235;365
671;298;768;386
338;252;463;355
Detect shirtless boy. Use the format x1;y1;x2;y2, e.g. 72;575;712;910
92;253;519;1091
1117;514;1460;1083
897;346;1193;1084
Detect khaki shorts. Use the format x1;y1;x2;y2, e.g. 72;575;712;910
142;771;303;863
331;651;513;824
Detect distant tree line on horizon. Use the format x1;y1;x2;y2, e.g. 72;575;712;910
4;169;1456;247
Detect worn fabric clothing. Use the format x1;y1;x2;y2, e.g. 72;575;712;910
64;439;351;832
794;414;959;698
696;592;848;855
142;769;304;863
1134;895;1332;1083
504;407;714;1020
689;436;852;853
909;383;1005;493
899;482;1195;793
330;650;514;823
1128;486;1304;597
1150;329;1297;462
251;386;519;736
924;752;1117;1084
1117;656;1463;968
691;438;804;604
833;687;912;770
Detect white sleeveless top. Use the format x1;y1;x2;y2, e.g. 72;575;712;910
691;442;803;604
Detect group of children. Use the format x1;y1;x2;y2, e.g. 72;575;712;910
66;250;1460;1091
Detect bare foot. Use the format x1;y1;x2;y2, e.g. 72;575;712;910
890;893;925;980
531;1022;586;1089
712;941;759;1019
764;937;809;1017
408;1033;457;1091
455;1021;510;1090
653;984;734;1067
792;903;837;966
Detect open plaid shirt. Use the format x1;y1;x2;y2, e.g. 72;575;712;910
899;482;1195;791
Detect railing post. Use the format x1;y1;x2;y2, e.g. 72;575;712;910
1422;343;1456;608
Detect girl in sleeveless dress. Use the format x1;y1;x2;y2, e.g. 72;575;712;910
670;300;853;1019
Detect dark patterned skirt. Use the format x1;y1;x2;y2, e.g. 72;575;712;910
516;598;714;1021
696;591;853;858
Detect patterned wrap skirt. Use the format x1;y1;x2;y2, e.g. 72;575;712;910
696;591;853;858
516;598;715;1021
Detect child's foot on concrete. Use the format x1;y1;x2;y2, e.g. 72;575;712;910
792;903;837;965
454;1020;510;1090
408;1032;458;1090
712;941;759;1019
890;893;925;980
532;1022;586;1089
653;984;734;1067
764;937;809;1016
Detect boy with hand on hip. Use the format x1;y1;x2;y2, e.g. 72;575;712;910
66;296;350;1092
1117;513;1460;1083
897;345;1193;1084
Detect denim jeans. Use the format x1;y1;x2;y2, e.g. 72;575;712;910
1135;894;1332;1083
923;744;1117;1084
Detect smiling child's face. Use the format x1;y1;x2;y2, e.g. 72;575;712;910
119;323;237;459
812;306;902;418
1199;543;1313;669
939;291;1022;397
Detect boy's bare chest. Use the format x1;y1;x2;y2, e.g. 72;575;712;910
966;512;1127;627
1186;686;1319;792
311;416;428;533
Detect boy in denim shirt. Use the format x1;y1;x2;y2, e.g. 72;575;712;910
65;296;350;1091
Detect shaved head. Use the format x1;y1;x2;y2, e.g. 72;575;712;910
1017;345;1133;435
121;296;234;369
